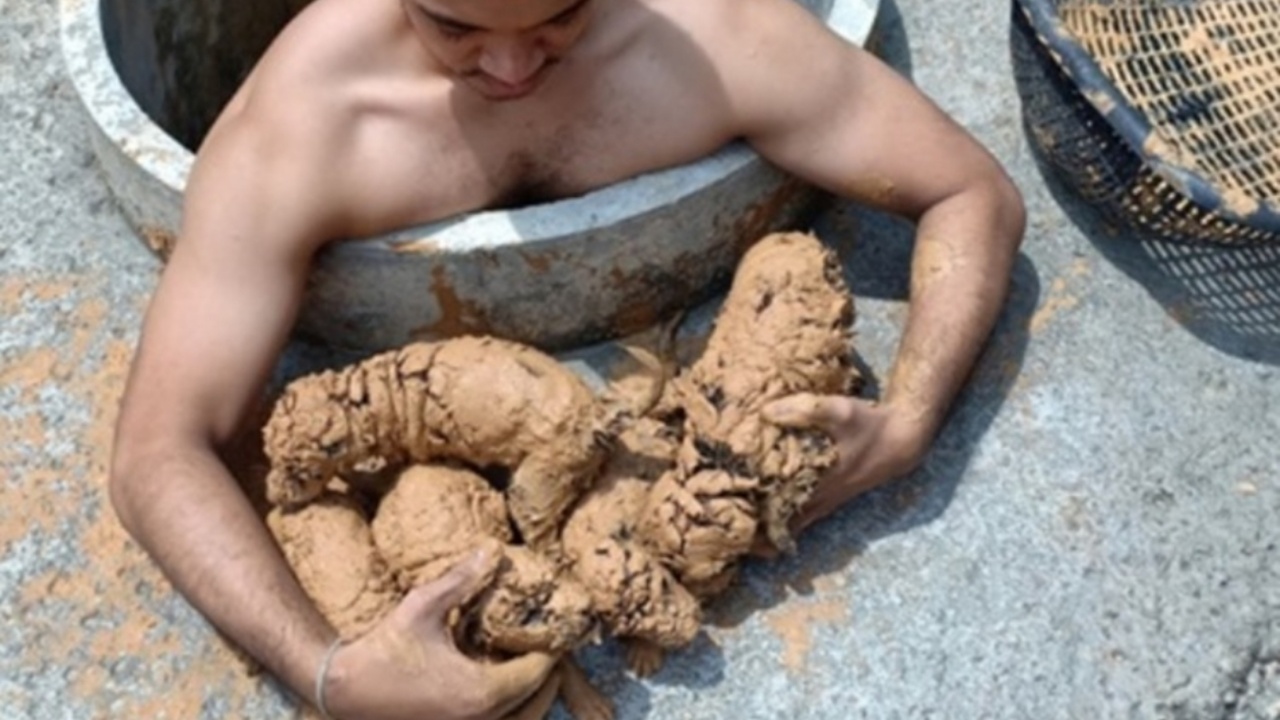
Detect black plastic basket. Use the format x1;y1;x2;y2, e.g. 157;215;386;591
1011;0;1280;245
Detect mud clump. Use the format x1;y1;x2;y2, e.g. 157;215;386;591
372;464;595;655
262;336;613;550
560;419;701;650
370;464;511;590
645;232;858;599
266;494;399;641
639;468;760;598
261;231;858;715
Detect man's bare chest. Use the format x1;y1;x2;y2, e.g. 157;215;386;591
455;103;718;208
364;84;731;227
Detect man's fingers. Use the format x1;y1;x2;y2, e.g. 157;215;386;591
411;547;496;619
762;393;852;430
481;651;560;716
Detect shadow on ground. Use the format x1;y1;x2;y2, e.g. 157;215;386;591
1026;131;1280;367
866;0;912;80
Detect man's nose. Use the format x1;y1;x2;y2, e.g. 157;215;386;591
478;36;546;85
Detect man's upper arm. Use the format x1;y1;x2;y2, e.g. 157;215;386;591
115;108;344;461
723;0;1008;219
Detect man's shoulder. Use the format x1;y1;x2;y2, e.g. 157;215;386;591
631;0;735;40
199;0;406;171
637;0;807;38
224;0;411;129
632;0;834;77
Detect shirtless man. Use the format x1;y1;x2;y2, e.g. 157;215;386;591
109;0;1026;716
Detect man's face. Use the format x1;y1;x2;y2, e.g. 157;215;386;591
403;0;596;101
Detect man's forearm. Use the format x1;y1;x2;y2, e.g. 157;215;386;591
884;176;1025;443
111;445;335;699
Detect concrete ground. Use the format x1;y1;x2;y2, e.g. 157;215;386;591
2;0;1278;718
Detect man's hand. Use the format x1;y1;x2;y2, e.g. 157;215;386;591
323;551;557;720
763;393;929;532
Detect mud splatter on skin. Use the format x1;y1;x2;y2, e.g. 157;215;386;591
845;176;898;208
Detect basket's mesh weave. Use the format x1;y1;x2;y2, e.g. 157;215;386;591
1058;0;1280;218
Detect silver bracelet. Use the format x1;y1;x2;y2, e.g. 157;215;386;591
314;638;344;720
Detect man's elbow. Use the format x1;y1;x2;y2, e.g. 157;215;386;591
985;164;1027;255
108;441;149;539
108;430;182;540
925;158;1026;256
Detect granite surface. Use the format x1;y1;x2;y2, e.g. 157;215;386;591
2;0;1278;718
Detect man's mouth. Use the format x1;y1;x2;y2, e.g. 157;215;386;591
478;75;539;99
465;62;557;100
